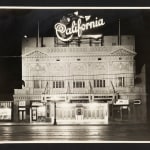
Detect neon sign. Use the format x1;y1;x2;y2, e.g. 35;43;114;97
54;11;105;42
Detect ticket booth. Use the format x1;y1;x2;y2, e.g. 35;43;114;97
75;106;84;120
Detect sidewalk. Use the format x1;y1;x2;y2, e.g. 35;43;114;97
0;121;147;126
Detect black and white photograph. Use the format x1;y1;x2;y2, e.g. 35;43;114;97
0;7;150;143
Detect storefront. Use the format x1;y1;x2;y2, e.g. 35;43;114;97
17;100;52;123
30;101;47;122
112;99;130;121
13;95;109;124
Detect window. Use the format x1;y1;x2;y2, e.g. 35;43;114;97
53;81;64;88
73;81;85;88
33;80;40;88
94;80;105;88
117;77;125;87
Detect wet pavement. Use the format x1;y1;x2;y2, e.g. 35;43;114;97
1;123;150;142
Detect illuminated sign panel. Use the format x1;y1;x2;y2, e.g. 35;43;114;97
0;102;12;120
0;108;11;120
55;11;105;42
114;99;129;105
32;102;43;106
19;101;26;106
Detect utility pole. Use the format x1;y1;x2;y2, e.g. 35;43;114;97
110;81;119;120
53;101;57;125
118;19;121;45
37;20;40;47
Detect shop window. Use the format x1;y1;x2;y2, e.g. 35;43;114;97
73;81;85;88
0;102;12;120
53;80;64;88
94;80;105;88
37;106;46;121
0;108;12;120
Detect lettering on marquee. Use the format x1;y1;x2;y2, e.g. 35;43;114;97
54;11;105;42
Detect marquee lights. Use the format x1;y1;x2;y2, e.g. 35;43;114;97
54;11;105;42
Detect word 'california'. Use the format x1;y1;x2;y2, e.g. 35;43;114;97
54;12;105;42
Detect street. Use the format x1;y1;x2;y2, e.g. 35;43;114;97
0;124;150;142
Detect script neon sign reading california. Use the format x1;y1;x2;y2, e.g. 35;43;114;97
54;11;105;42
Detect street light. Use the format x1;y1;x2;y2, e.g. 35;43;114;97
24;35;28;38
42;94;57;125
53;95;57;125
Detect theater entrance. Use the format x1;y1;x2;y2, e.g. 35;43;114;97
56;103;109;124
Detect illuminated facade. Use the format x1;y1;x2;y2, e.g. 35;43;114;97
13;35;147;124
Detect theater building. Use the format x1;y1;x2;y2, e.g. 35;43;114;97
12;34;147;124
13;12;147;124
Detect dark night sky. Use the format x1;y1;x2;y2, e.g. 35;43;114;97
0;9;150;94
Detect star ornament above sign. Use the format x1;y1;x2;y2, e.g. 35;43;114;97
54;11;105;42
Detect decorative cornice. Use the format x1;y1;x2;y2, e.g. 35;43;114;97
22;45;136;58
